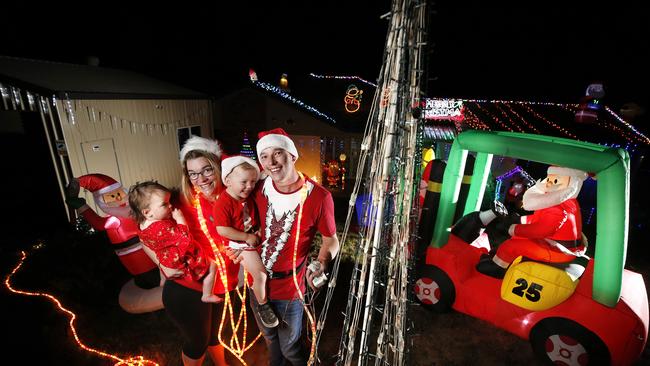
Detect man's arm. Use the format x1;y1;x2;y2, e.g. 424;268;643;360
317;234;340;267
307;234;340;289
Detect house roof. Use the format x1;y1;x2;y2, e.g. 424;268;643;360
0;56;207;100
246;75;375;134
424;100;650;153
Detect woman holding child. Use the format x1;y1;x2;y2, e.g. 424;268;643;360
133;136;240;366
174;136;241;366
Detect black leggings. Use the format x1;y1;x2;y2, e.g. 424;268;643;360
134;267;161;289
162;280;222;359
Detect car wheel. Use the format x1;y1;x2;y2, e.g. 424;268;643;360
414;265;455;312
529;318;610;366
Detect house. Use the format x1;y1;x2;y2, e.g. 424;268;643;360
0;56;213;238
420;98;650;153
212;74;367;193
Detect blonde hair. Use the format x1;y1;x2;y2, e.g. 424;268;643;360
128;181;170;224
180;149;223;203
227;162;259;180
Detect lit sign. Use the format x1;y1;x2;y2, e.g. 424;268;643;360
344;85;363;113
424;99;464;121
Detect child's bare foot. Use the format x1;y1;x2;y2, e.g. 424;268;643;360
202;294;223;303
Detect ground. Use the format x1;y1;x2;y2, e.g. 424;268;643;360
2;219;650;365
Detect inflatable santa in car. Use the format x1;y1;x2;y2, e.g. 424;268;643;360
65;173;163;313
477;166;589;278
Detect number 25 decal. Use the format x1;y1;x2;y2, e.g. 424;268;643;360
511;278;543;302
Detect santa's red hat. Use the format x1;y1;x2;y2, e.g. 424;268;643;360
179;136;222;163
221;154;260;184
256;128;299;161
547;166;588;181
78;173;122;195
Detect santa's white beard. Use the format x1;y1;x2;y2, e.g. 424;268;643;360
522;179;581;211
99;203;132;218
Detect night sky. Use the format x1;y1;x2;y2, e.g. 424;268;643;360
3;1;649;113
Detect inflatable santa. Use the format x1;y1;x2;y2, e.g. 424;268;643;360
65;173;163;313
476;166;589;278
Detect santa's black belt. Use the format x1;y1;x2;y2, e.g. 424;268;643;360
113;237;143;256
269;258;307;280
110;236;140;249
552;239;579;248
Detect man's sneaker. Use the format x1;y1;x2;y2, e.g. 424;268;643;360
258;302;279;328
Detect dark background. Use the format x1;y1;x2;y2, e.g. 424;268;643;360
2;2;650;364
2;1;648;112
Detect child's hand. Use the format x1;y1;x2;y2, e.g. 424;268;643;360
172;208;186;225
245;234;259;247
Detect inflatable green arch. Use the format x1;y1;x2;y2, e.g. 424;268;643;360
431;130;629;307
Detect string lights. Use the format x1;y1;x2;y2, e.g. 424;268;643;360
290;173;318;365
604;106;650;145
4;244;159;366
460;108;490;131
496;103;540;134
309;73;378;88
516;103;578;139
469;103;515;132
252;81;336;124
427;98;648;149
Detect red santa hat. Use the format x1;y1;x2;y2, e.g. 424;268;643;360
547;166;588;181
256;128;299;161
78;173;122;195
221;154;260;184
179;136;222;163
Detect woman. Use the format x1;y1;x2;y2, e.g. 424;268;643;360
160;136;240;366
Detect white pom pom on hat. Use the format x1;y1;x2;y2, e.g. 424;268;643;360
256;128;299;161
547;166;589;180
221;154;260;184
179;136;222;163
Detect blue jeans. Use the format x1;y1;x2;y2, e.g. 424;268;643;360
251;292;307;366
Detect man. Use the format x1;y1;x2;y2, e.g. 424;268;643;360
230;128;339;365
476;166;589;278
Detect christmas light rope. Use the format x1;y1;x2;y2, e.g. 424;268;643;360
288;173;318;365
4;244;159;366
192;188;261;365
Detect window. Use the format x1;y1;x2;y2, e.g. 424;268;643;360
177;125;202;151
